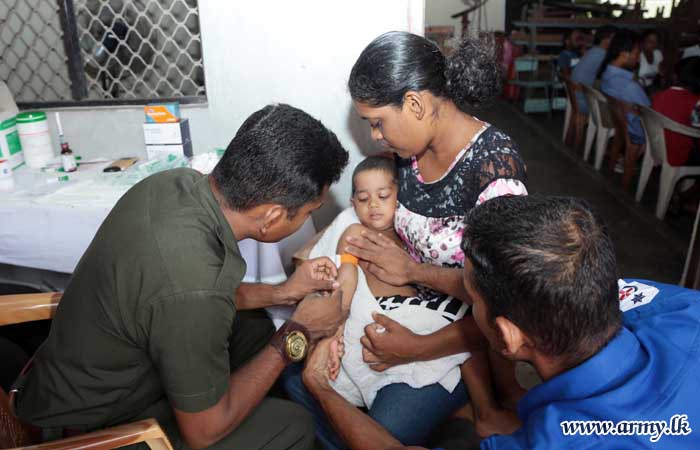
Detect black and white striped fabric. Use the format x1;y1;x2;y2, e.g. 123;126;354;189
375;294;469;323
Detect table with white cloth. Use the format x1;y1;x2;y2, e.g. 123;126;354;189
0;162;316;295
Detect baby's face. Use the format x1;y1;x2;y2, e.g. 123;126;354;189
351;169;397;232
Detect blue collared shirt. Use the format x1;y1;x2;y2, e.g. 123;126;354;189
601;65;650;145
482;279;700;450
557;49;581;71
571;46;607;113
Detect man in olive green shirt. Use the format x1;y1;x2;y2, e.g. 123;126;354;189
14;104;350;450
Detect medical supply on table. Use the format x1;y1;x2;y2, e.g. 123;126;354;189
17;111;54;169
190;151;220;174
0;159;14;192
143;119;192;159
144;102;180;123
103;157;139;172
0;81;24;170
146;144;186;160
56;113;77;173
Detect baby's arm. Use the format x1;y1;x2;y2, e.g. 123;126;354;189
335;223;365;314
328;224;364;380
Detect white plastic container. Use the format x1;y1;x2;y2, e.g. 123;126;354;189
17;111;54;169
0;159;14;191
0;81;24;170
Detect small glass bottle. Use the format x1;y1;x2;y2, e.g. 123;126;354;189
61;142;77;172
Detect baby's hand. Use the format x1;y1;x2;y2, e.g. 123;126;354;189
328;330;345;381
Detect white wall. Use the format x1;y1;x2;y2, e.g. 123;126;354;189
39;0;425;228
425;0;505;37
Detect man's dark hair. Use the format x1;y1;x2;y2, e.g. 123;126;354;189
212;104;349;217
600;28;640;74
676;56;700;94
562;30;573;47
594;25;616;46
351;156;397;196
461;195;622;368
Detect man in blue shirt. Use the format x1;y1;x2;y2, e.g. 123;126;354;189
466;195;699;450
601;29;650;145
572;26;616;113
557;29;585;76
301;195;699;450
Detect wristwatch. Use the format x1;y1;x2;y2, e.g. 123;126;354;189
270;320;310;364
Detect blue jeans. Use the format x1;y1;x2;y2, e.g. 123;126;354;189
281;363;469;450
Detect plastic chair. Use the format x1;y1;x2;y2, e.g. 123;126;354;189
636;106;700;220
510;57;553;114
604;94;644;190
561;75;588;149
581;85;615;170
0;292;173;450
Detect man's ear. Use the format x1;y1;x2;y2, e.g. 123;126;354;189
403;91;425;120
259;204;286;237
494;316;529;358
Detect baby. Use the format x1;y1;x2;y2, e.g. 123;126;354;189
319;155;519;436
305;155;468;409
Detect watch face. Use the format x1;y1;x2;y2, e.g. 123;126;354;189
286;330;308;362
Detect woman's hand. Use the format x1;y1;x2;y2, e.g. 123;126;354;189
344;230;417;287
360;312;423;372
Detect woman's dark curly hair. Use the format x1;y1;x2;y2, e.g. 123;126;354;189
348;31;501;112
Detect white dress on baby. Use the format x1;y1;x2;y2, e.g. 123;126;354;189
310;207;470;408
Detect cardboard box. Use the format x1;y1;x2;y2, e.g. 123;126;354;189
143;119;191;145
144;102;180;123
146;141;193;160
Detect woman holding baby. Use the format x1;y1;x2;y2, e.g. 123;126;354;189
282;31;528;449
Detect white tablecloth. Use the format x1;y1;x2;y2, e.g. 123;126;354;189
0;165;316;284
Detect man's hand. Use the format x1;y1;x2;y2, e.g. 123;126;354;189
291;289;347;341
302;337;336;391
345;230;417;287
281;257;340;304
360;312;422;372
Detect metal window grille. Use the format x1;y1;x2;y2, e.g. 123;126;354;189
0;0;206;108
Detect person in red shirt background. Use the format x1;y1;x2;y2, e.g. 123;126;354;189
651;56;700;166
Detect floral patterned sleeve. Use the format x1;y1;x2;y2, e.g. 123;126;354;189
692;99;700;128
476;178;528;206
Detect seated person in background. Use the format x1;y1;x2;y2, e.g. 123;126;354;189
557;29;585;77
324;156;518;437
12;104;350;450
601;29;650;147
682;26;700;59
638;30;664;92
302;195;700;450
572;25;616;113
652;56;700;166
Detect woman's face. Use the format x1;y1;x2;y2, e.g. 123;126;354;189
351;169;397;232
354;100;430;159
643;33;658;53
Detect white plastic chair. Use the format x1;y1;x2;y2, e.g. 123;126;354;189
581;85;615;170
562;90;571;142
636;106;700;219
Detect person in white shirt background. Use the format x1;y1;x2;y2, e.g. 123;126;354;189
682;26;700;59
638;29;664;93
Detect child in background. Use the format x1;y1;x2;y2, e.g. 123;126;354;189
325;155;520;438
